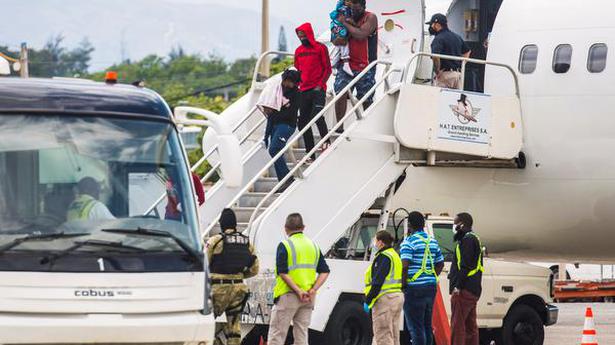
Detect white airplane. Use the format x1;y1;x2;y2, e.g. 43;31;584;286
195;0;614;266
392;0;615;263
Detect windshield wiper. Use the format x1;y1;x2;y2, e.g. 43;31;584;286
101;227;203;265
40;239;145;266
0;232;90;255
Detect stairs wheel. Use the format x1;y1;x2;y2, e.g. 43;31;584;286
515;152;527;169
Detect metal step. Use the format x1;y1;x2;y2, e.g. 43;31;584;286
253;177;280;193
210;222;249;235
239;192;279;207
234;207;266;223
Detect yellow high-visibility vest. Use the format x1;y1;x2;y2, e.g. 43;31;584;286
66;194;97;221
455;232;485;277
364;247;402;308
273;233;320;299
408;233;439;283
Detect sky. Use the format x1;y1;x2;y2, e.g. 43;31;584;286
1;0;453;70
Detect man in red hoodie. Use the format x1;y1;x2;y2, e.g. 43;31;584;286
294;22;332;160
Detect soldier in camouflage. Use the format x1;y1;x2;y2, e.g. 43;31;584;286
206;208;260;345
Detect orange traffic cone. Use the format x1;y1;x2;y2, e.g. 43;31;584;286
258;336;267;345
581;307;598;345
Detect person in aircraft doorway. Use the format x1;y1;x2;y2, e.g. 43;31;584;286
427;13;471;89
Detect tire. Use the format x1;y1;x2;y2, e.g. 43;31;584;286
501;304;545;345
323;301;372;345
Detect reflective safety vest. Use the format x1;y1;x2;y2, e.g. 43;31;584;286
66;194;97;221
455;232;485;277
364;247;402;308
407;233;439;283
273;233;320;299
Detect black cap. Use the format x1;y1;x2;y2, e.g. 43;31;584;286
426;13;447;25
219;208;237;231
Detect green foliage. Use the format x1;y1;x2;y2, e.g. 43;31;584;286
1;36;94;78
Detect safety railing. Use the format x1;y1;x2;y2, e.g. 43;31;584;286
201;59;398;240
251;51;295;88
403;52;521;97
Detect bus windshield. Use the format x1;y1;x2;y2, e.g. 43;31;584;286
0;115;202;272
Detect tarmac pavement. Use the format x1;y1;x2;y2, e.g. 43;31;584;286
545;303;615;345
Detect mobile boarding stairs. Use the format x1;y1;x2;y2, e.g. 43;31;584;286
165;51;524;259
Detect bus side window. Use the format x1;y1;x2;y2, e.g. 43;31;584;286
588;43;608;73
519;44;538;74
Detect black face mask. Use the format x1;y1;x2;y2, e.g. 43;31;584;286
428;26;437;36
352;8;364;21
300;38;311;47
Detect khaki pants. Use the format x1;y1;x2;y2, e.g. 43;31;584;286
372;292;404;345
435;70;462;89
267;293;314;345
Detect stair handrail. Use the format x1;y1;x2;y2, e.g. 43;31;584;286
200;59;394;239
247;65;402;243
403;52;521;97
144;105;260;215
251;51;295;89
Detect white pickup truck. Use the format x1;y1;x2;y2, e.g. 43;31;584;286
241;214;558;345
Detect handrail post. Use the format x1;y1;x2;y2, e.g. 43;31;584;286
460;60;467;91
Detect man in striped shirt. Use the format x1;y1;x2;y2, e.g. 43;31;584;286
400;211;445;345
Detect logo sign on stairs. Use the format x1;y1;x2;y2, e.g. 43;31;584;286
437;90;491;145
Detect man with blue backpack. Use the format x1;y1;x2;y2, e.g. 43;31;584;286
400;211;445;345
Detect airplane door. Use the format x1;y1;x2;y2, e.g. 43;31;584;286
368;0;425;80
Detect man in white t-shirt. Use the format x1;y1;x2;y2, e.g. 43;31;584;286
67;177;115;221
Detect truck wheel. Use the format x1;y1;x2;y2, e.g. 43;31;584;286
323;301;372;345
501;305;544;345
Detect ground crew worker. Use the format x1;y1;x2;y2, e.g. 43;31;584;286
267;213;330;345
400;211;444;345
449;212;484;345
66;177;115;221
426;13;471;89
364;230;404;345
206;208;259;345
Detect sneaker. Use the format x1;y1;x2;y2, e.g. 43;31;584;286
335;127;345;134
277;178;295;193
320;141;331;152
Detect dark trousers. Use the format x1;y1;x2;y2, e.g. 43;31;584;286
268;123;295;181
403;284;437;345
298;89;329;158
450;289;480;345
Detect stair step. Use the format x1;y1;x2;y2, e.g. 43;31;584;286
253;177;280;193
210;222;249;235
234;207;266;223
239;192;279;207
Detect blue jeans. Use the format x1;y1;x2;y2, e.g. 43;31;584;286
403;284;437;345
268;124;295;181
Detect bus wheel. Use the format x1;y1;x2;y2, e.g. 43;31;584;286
323;301;372;345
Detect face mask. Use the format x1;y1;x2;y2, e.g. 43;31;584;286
428;26;437;36
300;38;310;47
352;8;364;21
454;224;463;233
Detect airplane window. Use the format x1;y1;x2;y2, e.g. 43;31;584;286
519;45;538;74
553;44;573;74
588;43;608;73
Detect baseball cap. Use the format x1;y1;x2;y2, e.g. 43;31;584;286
426;13;447;25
